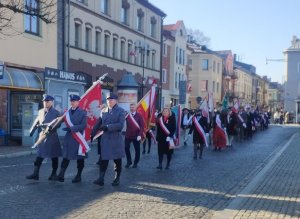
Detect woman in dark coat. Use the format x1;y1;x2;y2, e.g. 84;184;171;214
156;107;176;170
226;109;238;147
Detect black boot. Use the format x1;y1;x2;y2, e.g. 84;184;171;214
55;168;66;182
156;163;162;170
48;168;57;181
93;171;105;187
26;165;40;180
72;166;83;183
112;171;121;186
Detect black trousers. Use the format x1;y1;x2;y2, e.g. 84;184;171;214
60;158;84;170
157;142;172;165
143;135;152;152
100;159;122;173
125;138;140;164
35;156;58;170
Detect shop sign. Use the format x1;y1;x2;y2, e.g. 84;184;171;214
45;67;88;84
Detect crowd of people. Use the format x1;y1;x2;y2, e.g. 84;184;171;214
25;92;273;189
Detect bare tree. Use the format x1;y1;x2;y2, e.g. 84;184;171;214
0;0;56;36
186;28;211;48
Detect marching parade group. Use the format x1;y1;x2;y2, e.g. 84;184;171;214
25;91;271;188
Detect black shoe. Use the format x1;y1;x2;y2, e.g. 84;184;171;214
156;164;162;170
132;163;138;168
193;156;197;160
147;150;150;154
93;178;104;186
72;174;81;183
26;173;39;180
48;173;57;181
112;178;120;186
125;162;132;168
165;164;170;170
142;150;146;154
184;142;187;146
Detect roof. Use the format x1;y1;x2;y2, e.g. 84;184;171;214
234;60;256;74
162;29;175;41
164;20;184;31
136;0;167;17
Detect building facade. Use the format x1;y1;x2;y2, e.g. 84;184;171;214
66;0;166;101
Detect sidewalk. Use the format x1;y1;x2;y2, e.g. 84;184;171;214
212;131;300;219
0;145;36;159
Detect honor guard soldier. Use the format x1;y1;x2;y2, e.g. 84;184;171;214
26;94;62;180
93;93;126;187
55;94;88;183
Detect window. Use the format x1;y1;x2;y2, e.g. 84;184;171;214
200;80;208;91
163;43;167;56
175;72;178;89
183;50;185;65
101;0;109;15
213;61;216;72
85;27;91;51
202;59;209;70
75;23;82;48
146;53;150;68
152;53;155;69
136;9;144;31
112;37;118;59
128;43;133;62
217;63;220;73
176;47;178;63
188;59;192;66
104;34;110;56
213;81;215;92
162;96;165;108
217;82;219;93
150;16;157;38
25;0;40;35
162;69;167;83
120;40;125;61
121;0;130;24
77;0;86;4
95;31;101;54
179;48;182;64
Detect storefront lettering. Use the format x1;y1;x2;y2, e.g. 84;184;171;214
60;71;75;80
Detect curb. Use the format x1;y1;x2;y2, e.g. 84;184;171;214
0;150;37;159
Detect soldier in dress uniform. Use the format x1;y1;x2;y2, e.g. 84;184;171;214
124;103;144;168
26;94;62;180
55;94;87;183
93;93;126;187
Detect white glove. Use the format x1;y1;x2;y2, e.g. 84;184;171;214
243;123;246;128
166;136;171;142
224;127;227;131
137;136;141;141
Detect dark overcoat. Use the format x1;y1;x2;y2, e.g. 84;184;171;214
63;107;87;160
91;117;102;155
30;107;62;158
100;104;126;160
156;114;176;154
188;115;209;145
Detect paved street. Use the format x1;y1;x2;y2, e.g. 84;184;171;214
0;125;299;219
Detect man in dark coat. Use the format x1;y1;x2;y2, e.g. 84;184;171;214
188;109;209;159
125;103;144;168
26;94;62;180
55;94;87;183
93;93;126;187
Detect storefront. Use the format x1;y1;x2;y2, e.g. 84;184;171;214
0;65;44;142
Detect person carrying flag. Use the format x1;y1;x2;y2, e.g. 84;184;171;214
187;109;209;159
55;94;88;183
124;103;144;168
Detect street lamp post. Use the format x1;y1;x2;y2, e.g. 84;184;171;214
135;41;156;97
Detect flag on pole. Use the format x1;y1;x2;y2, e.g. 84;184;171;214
78;82;102;141
136;85;157;139
171;105;182;146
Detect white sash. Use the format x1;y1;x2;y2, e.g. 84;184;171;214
192;116;208;147
65;111;90;156
127;113;140;130
158;116;170;136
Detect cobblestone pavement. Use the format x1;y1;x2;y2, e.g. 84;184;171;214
212;129;300;219
0;126;298;219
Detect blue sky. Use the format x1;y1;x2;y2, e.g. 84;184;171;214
151;0;300;83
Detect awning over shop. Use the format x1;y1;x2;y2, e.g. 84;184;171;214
0;67;44;91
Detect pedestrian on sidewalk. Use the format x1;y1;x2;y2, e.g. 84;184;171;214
187;109;209;159
156;107;176;170
26;94;62;181
55;94;87;183
93;93;126;187
124;103;144;168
